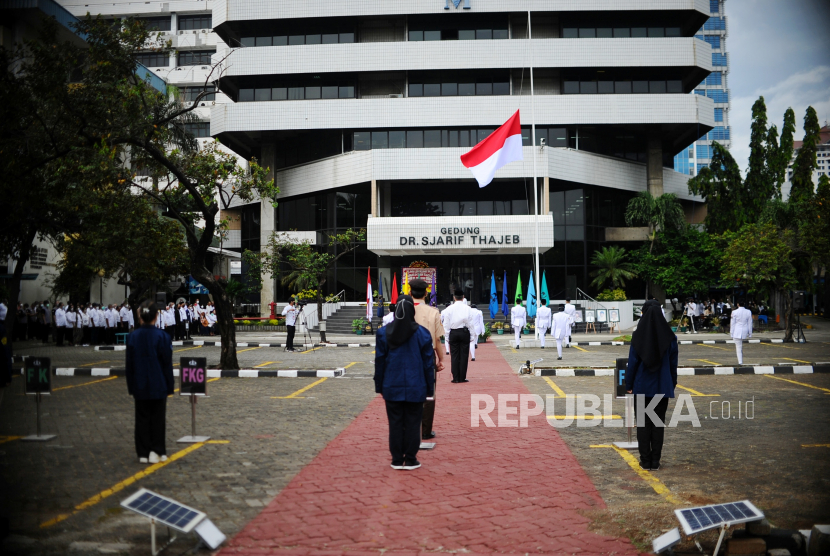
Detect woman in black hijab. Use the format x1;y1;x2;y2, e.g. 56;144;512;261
625;299;678;471
374;295;435;470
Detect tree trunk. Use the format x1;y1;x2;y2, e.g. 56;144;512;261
193;268;239;370
5;229;37;353
783;290;794;342
316;291;326;343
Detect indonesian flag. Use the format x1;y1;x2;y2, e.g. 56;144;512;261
460;110;523;187
366;267;373;320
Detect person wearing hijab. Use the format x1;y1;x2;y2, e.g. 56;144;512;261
374;295;435;470
625;299;678;471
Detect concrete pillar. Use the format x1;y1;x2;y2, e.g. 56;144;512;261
370;179;378;217
259;144;277;316
543;176;550;214
647;134;663;197
377;256;391;302
381;182;392;217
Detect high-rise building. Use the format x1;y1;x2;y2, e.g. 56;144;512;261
673;0;730;176
783;124;830;198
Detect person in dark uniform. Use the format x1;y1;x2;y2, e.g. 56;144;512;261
440;289;475;383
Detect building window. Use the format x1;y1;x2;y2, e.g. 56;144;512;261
703;17;726;31
178;15;212;31
704;72;722;86
179;86;216;102
238;78;355;102
708;126;730;140
177;50;215;66
183;122;210;137
707;89;729;103
408;72;508;97
714;108;724;122
697;145;713;159
562;79;682;94
710;0;720;14
137;17;171;32
712;53;727;66
241;31;353;47
136;52;169;67
562;26;681;38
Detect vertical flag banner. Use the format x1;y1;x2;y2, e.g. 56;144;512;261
430;273;437;307
402;271;411;295
391;274;398;304
377;272;385;318
526;270;537;318
489;271;498;319
501;270;509;316
540;270;550;306
366;268;373;320
460;110;523;188
514;270;523;305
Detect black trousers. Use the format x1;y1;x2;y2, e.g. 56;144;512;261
286;325;296;350
134;398;167;458
385;400;423;465
449;328;470;382
175;323;184;341
635;396;670;467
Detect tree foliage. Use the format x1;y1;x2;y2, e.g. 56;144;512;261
789;106;821;206
687;142;747;234
589;246;637;290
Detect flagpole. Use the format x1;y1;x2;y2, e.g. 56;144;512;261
528;10;541;320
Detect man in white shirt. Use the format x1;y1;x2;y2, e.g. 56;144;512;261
563;299;576;347
510;300;527;349
441;289;476;383
282;299;300;352
382;302;395;326
535;299;552;349
469;303;485;361
54;302;66;346
730;299;753;365
119;304;131;333
64;305;77;346
684;298;697;334
106;304;118;344
551;310;571;360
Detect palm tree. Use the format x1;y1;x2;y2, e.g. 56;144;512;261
590;246;637;291
625;191;686;253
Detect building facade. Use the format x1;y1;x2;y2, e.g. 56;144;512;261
673;0;730;177
208;0;716;310
783;124;830;199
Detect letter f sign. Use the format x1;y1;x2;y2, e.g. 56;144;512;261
445;0;470;9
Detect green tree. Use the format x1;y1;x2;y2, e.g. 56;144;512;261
687;142;746;233
789;106;821;206
246;229;367;343
744;97;774;213
721;223;798;340
768;107;796;193
589;246;638;290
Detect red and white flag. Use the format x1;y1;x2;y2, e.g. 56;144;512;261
460;110;523;187
366;267;373;320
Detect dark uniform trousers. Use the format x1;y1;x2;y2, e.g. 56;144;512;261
134;399;167;458
449;328;470;382
634;396;669;468
422;368;437;437
385;400;423;465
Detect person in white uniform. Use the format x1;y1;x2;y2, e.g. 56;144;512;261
535;299;552;349
382;303;396;326
563;299;576;347
730;300;753;365
510;300;527;349
469;303;484;361
441;289;476;382
440;311;450;355
551;310;571;360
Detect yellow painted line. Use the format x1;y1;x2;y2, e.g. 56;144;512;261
782;357;812;364
174;346;202;353
343;362;357;369
547;415;621;419
697;344;731;351
40;441;213;528
803;444;830;448
300;346;323;353
676;384;719;397
591;444;684;504
207;439;229;444
254;361;275;368
0;436;22;445
764;374;830;393
53;376;118;392
691;359;721;366
757;342;797;350
77;360;110;368
271;377;327;399
237;347;262;353
543;377;567;398
572;345;589;352
371;350;376;355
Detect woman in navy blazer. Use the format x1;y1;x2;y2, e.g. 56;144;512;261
126;300;174;464
625;299;678;471
374;295;435;470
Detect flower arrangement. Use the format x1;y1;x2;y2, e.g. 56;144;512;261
295;289;318;301
490;322;504;330
408;260;429;268
596;289;628;301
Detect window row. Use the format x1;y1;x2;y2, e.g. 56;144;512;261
708;126;730;140
238;84;355;102
408;28;508;41
710;0;720;14
179;86;216;102
408;80;510;97
183;122;210;138
178;50;215;66
695;89;729;103
712;53;728;66
178;15;212;31
353;129;496;150
563;80;683;94
714;108;724;122
136;52;169;67
561;26;681;38
696;34;721;49
703;72;723;86
392;199;528;217
239;32;355;47
703;17;726;31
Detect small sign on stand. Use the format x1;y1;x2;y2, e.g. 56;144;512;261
177;358;210;443
612;357;637;449
22;357;56;442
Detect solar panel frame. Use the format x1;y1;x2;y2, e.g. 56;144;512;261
674;500;764;536
121;488;206;533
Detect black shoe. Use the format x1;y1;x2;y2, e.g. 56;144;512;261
451;380;459;383
516;345;520;349
639;460;651;470
391;461;404;470
462;379;469;382
471;358;475;361
422;431;436;439
566;345;570;348
651;463;660;471
541;346;545;349
557;356;562;360
403;460;421;470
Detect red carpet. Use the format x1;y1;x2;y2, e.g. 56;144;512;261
219;342;639;555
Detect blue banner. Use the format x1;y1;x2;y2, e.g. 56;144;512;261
527;271;537;318
188;276;209;295
489;272;498;319
501;270;509;316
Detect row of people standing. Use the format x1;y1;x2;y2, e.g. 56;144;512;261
154;300;218;340
512;298;576;360
51;302;132;346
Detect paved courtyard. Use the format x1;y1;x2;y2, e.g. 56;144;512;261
0;322;828;555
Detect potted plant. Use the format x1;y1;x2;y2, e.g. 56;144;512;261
479;324;492;343
491;322;504;335
352;317;368;335
439;334;445;344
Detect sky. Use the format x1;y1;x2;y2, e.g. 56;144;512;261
726;0;830;172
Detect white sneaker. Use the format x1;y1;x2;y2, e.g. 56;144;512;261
148;451;160;464
160;455;168;462
139;457;149;464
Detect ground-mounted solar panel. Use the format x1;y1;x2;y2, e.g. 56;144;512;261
121;488;206;533
674;500;764;535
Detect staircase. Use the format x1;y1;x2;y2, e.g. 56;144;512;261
310;305;382;335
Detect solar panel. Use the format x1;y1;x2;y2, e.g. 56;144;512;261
121;488;206;533
675;500;764;535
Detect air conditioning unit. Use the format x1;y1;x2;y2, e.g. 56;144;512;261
389;94;403;98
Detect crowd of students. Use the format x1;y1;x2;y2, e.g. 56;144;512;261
2;298;219;346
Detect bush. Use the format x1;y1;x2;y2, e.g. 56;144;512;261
596;289;627;301
269;319;281;326
233;320;240;325
242;320;252;326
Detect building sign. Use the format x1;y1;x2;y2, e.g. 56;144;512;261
230;261;242;275
180;357;208;396
402;267;436;284
367;215;554;256
25;357;52;395
30;247;48;270
445;0;470;9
